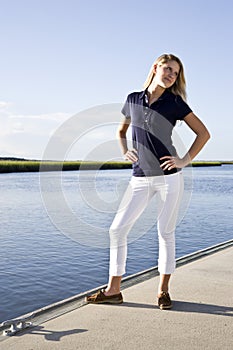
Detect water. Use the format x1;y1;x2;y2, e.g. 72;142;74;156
0;165;232;322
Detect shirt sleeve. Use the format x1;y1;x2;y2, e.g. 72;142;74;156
121;94;131;118
175;95;192;120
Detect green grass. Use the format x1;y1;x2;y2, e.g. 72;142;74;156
0;160;226;173
0;160;133;173
190;161;223;167
221;161;233;165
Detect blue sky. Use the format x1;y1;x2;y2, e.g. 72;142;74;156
0;0;232;160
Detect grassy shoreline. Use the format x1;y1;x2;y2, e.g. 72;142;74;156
0;159;231;174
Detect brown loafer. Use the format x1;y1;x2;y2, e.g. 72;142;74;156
86;289;123;304
158;291;172;310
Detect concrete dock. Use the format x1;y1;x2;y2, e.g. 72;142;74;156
1;243;233;350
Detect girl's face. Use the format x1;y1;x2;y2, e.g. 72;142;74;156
153;60;180;88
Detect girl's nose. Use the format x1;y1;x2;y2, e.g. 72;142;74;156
169;72;176;78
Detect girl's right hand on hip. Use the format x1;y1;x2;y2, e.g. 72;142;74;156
123;149;138;163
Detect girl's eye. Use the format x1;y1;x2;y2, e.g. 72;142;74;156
165;67;172;73
166;67;178;76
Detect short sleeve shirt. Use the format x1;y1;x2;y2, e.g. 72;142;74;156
121;89;192;176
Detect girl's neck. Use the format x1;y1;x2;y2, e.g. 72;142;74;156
147;83;165;104
147;82;165;96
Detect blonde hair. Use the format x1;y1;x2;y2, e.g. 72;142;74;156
143;54;187;101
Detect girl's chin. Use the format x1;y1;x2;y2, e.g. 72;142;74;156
158;82;168;89
164;82;173;89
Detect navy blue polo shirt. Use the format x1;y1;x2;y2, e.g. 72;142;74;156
121;89;192;176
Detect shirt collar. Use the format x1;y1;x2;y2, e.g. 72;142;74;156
139;90;147;100
139;89;171;101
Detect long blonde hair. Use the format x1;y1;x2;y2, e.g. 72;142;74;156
143;54;187;101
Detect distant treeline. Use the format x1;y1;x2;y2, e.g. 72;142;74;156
0;158;231;174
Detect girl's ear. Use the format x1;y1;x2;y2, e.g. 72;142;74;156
153;64;157;73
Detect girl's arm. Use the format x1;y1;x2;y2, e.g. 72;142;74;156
117;117;138;162
160;112;211;171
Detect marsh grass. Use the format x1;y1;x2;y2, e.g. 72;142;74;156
0;160;133;173
0;160;226;173
191;161;223;166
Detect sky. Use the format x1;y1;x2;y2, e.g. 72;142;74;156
0;0;233;161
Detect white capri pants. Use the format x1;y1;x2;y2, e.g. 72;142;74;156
109;172;184;276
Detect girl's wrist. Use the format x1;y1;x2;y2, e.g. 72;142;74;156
180;155;191;168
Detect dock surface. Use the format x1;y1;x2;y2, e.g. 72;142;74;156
1;245;233;350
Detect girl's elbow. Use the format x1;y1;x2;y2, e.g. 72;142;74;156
205;129;211;141
198;129;210;144
200;126;211;142
117;129;127;139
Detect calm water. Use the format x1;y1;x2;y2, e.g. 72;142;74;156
0;165;232;322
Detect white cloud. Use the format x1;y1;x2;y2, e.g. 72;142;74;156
0;103;124;160
0;106;71;159
10;112;70;121
0;101;12;109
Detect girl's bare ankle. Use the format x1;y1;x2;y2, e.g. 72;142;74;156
104;288;120;296
158;289;169;296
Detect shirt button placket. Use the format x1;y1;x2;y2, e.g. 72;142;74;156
144;95;150;129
